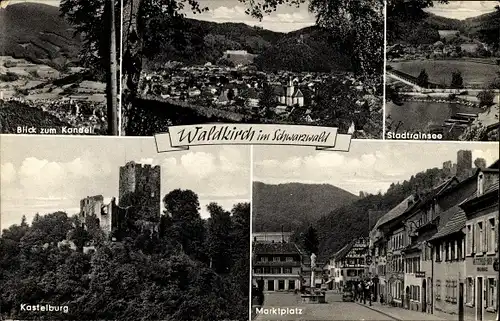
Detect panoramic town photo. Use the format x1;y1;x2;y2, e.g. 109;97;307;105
121;0;384;138
385;0;500;141
251;141;499;321
0;0;120;135
0;136;250;321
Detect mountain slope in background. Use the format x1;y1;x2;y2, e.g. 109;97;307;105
390;10;499;48
252;182;358;233
0;3;81;69
144;18;353;72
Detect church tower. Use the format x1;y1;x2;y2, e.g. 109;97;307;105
119;161;161;220
286;76;294;106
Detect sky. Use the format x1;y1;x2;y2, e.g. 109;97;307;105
253;141;499;196
0;136;250;230
425;1;498;20
0;0;60;7
183;0;315;33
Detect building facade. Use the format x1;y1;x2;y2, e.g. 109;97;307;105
330;236;369;290
462;168;499;321
252;232;303;292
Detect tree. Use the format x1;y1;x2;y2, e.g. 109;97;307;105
242;0;384;78
477;90;495;107
206;203;232;274
258;82;276;119
450;71;464;89
302;225;319;255
163;189;206;261
59;0;120;135
416;69;429;88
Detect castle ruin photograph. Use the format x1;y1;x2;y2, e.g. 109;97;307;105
0;135;251;321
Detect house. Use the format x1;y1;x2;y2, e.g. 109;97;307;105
461;166;499;321
330;236;369;291
252;234;303;292
243;88;260;108
370;195;418;305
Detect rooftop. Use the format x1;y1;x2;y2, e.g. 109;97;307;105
429;205;467;242
253;242;301;255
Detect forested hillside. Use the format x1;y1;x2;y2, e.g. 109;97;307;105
0;190;249;321
252;182;358;233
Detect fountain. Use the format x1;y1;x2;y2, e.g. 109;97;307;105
301;253;326;304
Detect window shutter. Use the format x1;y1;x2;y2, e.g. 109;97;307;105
496;219;498;252
473;224;476;253
483;220;487;253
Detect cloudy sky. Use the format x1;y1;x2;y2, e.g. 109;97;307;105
425;1;498;20
254;141;499;196
184;0;315;33
1;136;250;230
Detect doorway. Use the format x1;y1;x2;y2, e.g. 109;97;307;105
268;279;275;291
406;286;410;309
422;279;427;312
477;277;483;321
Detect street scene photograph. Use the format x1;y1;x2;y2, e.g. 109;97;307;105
0;135;250;321
385;0;500;141
0;0;120;135
251;141;499;320
121;0;384;138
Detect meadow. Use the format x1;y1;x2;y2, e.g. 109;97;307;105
389;60;498;87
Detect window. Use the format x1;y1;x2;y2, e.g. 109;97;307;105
466;277;474;305
283;267;292;274
466;225;473;255
487;278;496;310
478;173;484;196
478;222;484;253
436;280;441;300
436;244;441;262
457;238;463;260
489;218;495;253
273;256;280;262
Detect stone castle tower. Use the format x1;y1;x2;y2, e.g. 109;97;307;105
118;161;161;220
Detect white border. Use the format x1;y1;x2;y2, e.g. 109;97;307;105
118;0;124;136
382;0;387;140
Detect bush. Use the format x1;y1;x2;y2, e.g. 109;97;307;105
0;72;20;82
3;60;17;68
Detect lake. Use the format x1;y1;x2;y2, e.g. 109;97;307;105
389;60;498;87
386;101;485;137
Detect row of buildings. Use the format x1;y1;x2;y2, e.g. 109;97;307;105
362;150;498;321
252;150;499;321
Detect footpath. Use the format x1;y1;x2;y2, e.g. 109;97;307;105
356;301;447;321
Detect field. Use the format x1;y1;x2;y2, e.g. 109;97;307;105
389;60;498;87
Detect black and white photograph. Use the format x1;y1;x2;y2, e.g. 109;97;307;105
0;135;250;321
385;0;500;141
251;141;499;320
0;0;120;135
121;0;384;138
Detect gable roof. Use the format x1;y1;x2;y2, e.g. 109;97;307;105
253;242;301;255
375;195;416;229
429;206;466;242
293;88;303;98
332;240;356;261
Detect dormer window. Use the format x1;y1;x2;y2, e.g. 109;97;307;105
478;173;484;196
